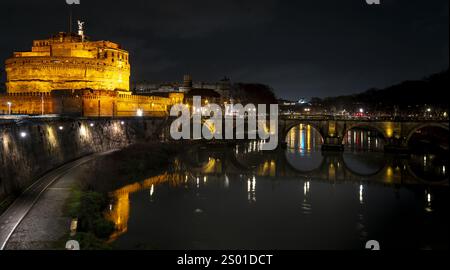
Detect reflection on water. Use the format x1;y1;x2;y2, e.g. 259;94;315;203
105;173;184;240
344;129;384;152
101;136;448;250
409;154;448;182
285;125;385;152
286;124;323;154
247;176;256;203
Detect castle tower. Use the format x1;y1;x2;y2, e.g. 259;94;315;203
5;30;130;94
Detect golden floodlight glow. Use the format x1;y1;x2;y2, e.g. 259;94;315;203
46;126;58;148
385;122;395;138
385;166;394;183
80;124;88;138
2;133;10;153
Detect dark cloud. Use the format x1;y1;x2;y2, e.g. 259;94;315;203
0;0;448;99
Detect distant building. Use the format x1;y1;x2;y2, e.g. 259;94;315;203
184;88;222;107
133;75;231;104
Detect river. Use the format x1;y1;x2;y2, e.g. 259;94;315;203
85;125;449;250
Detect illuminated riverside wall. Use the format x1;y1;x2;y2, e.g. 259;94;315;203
0;90;179;117
0;118;167;202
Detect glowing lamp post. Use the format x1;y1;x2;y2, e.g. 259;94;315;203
7;102;12;115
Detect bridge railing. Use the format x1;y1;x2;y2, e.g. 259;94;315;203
279;114;449;122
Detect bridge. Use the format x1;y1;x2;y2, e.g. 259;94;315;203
278;115;449;152
161;114;449;152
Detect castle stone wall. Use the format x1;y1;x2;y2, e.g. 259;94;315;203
0;89;177;117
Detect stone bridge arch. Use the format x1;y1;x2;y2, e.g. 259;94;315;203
280;120;327;144
341;122;390;144
405;122;449;145
341;152;388;177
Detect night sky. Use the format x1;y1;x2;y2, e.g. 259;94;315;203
0;0;448;100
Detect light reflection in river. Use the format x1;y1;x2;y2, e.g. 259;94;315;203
344;129;384;152
286;124;323;154
100;137;448;249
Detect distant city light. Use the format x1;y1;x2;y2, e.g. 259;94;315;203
136;109;144;117
298;98;307;104
427;108;432;112
20;132;27;138
90;123;94;127
359;108;364;113
120;121;125;125
59;126;64;130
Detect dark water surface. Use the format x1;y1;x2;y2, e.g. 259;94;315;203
90;126;448;250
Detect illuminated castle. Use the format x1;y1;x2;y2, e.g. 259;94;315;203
0;21;182;117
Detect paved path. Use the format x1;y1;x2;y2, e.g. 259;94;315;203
0;150;116;250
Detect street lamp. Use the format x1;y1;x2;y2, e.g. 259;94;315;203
359;108;364;114
7;101;12;115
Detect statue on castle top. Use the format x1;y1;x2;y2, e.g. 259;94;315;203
77;20;84;32
77;20;85;39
